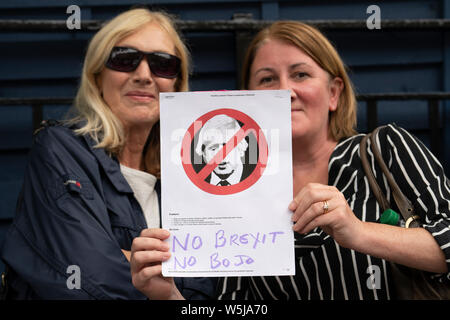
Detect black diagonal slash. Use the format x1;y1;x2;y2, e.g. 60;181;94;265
196;123;255;182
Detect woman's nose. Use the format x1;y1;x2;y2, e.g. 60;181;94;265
279;77;296;101
132;58;153;84
279;77;290;91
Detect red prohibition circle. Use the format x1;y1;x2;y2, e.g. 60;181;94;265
181;108;268;195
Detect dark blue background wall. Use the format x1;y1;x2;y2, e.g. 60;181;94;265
1;0;449;273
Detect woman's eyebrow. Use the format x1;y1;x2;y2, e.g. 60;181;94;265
254;63;309;75
289;62;308;70
254;67;275;76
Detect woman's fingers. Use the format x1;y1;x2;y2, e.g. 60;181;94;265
289;183;364;249
130;228;183;299
292;198;335;233
290;184;339;223
131;264;164;292
139;228;171;240
131;250;171;273
130;228;172;273
289;183;356;237
132;265;167;290
131;236;170;253
295;204;336;234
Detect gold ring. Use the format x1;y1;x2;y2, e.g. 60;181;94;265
323;200;329;214
405;215;420;228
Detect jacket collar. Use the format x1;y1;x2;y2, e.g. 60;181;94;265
74;124;133;194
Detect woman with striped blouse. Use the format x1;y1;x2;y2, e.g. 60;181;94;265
130;21;450;300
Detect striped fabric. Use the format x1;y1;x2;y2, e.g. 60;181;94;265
217;124;450;300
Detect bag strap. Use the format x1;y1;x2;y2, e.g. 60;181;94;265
0;266;9;300
360;133;389;211
360;126;419;227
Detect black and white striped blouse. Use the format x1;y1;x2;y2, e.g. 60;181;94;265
217;124;450;300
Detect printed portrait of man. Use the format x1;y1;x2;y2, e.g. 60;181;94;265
194;114;255;186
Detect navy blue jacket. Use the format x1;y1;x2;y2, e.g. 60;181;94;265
0;121;217;299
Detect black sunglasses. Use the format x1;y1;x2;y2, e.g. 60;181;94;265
105;46;181;78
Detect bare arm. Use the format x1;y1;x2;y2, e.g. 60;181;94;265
290;183;448;274
353;221;447;273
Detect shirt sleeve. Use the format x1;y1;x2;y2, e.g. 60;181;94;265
1;127;146;299
379;124;450;281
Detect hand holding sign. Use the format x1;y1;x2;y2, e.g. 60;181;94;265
130;229;184;300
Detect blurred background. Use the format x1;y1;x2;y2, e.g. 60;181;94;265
0;0;449;273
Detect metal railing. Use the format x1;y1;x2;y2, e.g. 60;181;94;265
2;18;450;31
0;16;448;160
0;93;447;159
357;92;449;159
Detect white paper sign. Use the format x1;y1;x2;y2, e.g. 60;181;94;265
160;90;295;277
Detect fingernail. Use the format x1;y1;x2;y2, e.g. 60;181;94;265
288;200;297;211
162;229;171;237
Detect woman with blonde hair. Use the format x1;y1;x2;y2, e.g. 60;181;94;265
0;8;216;299
130;21;449;300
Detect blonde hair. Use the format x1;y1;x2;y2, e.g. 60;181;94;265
242;21;357;141
69;8;190;177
